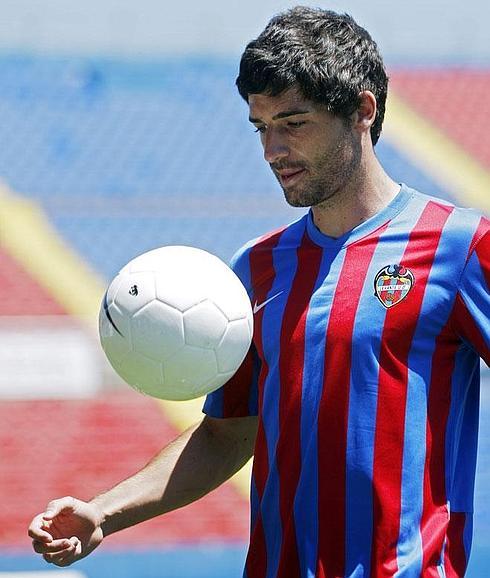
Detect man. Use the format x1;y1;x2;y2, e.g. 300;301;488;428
29;7;489;577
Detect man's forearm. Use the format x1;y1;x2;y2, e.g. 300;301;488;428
90;415;257;536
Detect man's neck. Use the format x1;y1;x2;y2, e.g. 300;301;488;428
310;159;399;239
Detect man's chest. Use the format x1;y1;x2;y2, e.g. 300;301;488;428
253;239;461;369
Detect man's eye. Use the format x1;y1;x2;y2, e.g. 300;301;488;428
254;126;266;134
287;121;306;128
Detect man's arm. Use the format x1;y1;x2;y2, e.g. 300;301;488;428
28;414;257;567
95;414;257;533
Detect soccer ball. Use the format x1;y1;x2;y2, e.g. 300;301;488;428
99;246;253;401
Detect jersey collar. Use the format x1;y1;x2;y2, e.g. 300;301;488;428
306;183;413;249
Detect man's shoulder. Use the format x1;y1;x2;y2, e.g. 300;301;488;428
229;214;308;285
231;215;307;266
404;185;488;239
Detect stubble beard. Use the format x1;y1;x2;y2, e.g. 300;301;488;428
278;131;362;209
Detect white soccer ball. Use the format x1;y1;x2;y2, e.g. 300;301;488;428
99;246;253;401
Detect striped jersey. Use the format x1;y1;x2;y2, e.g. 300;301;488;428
203;185;490;578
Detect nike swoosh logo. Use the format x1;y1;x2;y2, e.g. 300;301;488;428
253;291;283;314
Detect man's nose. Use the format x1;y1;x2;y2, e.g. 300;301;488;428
263;127;289;164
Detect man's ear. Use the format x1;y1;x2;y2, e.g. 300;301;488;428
353;90;377;134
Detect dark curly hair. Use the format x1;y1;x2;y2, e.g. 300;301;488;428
236;6;388;145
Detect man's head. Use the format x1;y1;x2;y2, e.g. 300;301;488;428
236;6;388;146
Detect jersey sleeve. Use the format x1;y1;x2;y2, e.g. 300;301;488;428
203;242;260;418
452;225;490;365
203;343;260;417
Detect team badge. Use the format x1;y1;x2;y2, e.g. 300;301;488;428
374;264;415;308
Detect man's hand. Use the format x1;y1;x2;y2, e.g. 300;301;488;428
28;496;104;567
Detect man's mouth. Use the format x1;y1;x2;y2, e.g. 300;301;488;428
276;168;306;187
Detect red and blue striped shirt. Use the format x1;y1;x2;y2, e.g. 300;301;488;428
204;185;490;578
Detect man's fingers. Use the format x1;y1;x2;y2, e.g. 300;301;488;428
42;538;79;567
43;496;77;521
32;538;72;554
72;537;82;556
29;497;78;545
28;514;53;543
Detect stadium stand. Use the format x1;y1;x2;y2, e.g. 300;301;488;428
0;57;460;275
0;394;249;547
0;249;64;315
390;69;490;168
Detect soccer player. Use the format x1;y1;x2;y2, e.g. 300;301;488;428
29;7;489;577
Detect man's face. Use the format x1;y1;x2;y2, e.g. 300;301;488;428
248;87;361;208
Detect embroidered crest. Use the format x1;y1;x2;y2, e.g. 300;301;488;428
374;264;415;308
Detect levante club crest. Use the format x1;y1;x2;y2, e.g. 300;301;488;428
374;264;415;308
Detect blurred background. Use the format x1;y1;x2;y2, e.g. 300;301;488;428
0;1;488;576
